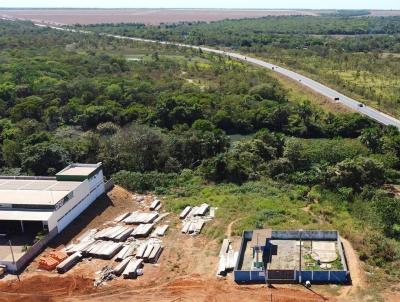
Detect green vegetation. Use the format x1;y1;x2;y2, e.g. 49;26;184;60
1;19;400;287
83;15;400;117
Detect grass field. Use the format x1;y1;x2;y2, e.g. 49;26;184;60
256;50;400;118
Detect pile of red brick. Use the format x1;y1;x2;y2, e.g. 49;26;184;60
38;250;68;271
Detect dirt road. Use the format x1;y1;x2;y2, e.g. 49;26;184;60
338;238;366;300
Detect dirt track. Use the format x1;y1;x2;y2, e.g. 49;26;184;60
338;238;366;301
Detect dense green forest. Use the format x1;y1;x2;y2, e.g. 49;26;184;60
1;20;400;286
82;15;400;117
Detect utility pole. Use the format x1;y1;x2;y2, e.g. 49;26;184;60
299;229;303;284
8;240;20;281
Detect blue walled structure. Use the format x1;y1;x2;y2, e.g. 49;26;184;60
234;229;350;284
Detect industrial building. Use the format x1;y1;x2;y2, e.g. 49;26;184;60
0;163;105;272
234;229;350;284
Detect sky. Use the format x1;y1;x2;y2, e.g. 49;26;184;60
0;0;399;10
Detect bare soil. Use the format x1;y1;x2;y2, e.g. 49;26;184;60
0;9;316;25
0;186;364;302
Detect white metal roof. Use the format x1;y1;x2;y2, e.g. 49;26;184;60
0;179;80;191
56;166;98;176
0;190;69;206
0;179;81;206
0;210;53;221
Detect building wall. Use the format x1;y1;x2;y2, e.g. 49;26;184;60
46;168;105;232
55;169;105;232
234;270;266;283
271;230;338;241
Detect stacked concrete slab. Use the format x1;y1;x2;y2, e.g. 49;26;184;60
81;240;123;259
122;258;143;279
131;223;154;237
217;239;238;276
56;252;82;273
113;256;133;276
154;224;169;236
135;239;163;263
123;211;159;224
94;225;134;241
180;203;212;236
179;206;192;219
149;198;161;210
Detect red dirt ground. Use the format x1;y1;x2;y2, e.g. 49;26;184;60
0;9;316;25
0;186;360;302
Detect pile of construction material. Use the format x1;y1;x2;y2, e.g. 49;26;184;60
61;194;169;278
181;218;205;235
62;214;167;277
179;203;214;235
94;225;134;241
115;240;140;261
150;198;161;211
123;211;159;224
122;258;143;279
179;203;210;219
135;238;163;263
153;224;169;237
80;240;123;259
217;239;238;276
38;250;68;271
131;223;154;237
57;252;82;274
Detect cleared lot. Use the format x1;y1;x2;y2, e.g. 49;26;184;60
0;9;316;25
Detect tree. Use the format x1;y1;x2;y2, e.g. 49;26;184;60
326;157;385;190
249;83;286;102
10;96;45;121
2;139;21;167
360;127;383;153
20;142;70;175
106;84;122;100
99;124;169;174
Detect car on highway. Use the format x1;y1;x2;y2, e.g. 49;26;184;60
358;103;364;107
334;97;340;101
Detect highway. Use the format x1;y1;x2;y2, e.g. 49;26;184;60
31;22;400;129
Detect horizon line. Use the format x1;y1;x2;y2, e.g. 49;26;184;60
0;7;397;10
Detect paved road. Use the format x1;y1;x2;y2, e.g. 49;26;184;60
32;23;400;129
